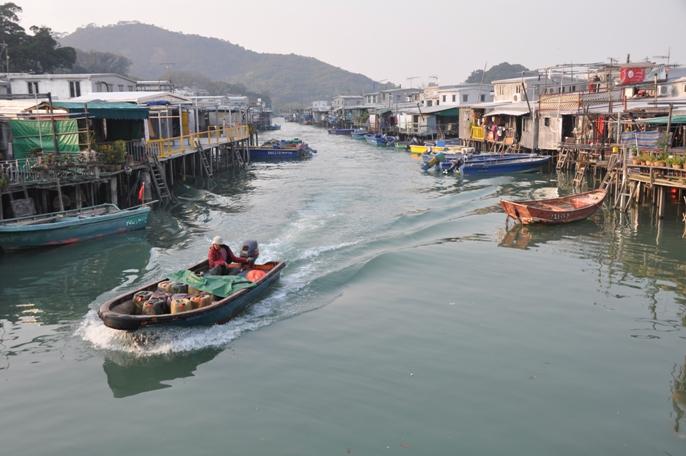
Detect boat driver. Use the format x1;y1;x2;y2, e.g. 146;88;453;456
207;236;250;275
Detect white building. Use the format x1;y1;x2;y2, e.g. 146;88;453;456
437;84;492;106
1;73;139;100
332;95;365;111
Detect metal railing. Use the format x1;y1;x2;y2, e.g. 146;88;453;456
147;125;250;159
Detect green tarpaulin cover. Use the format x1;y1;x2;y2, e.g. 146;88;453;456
167;270;255;298
10;119;80;158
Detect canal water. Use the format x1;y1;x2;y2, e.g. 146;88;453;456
1;121;685;455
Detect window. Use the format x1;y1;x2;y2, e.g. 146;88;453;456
452;94;456;102
27;81;39;94
480;94;486;102
442;95;446;102
69;81;81;98
118;84;124;91
462;94;468;102
571;85;576;92
427;100;433;107
436;100;440;106
128;85;134;91
544;117;550;127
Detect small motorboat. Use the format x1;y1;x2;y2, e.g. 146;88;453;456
351;129;368;140
0;203;151;251
98;241;286;330
327;128;354;135
248;138;315;161
365;134;396;147
462;155;551;176
499;189;607;224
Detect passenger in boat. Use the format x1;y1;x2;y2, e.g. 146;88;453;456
207;236;250;275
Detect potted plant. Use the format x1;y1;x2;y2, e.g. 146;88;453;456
0;173;8;191
639;152;650;165
673;156;684;170
654;153;667;168
630;150;641;165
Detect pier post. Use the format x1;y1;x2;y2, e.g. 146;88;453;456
75;184;82;209
55;178;65;212
110;177;118;207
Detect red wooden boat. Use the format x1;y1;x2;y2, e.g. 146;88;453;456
499;189;607;224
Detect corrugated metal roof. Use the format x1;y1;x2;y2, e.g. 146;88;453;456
70;91;191;105
0;99;47;119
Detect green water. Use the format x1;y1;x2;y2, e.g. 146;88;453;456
1;121;685;455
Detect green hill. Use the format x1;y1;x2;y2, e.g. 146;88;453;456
61;22;383;107
465;62;532;84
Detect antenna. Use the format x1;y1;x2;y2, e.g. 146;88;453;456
160;61;175;84
428;75;438;85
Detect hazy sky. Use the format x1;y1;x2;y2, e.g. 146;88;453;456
13;0;686;86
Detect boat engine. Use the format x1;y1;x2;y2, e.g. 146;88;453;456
240;240;260;263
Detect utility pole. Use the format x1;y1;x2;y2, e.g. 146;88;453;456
47;92;60;154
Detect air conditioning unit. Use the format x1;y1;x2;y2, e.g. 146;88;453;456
657;85;670;96
513;93;521;102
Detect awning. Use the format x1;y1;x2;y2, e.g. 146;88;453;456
485;108;530;117
51;101;149;120
641;114;686;125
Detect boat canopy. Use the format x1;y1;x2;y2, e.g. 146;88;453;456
51;101;149;120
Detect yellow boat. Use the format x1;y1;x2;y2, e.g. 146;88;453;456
409;144;433;154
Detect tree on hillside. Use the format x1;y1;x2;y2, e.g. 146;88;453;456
169;70;272;106
0;2;76;72
71;49;132;75
465;62;531;84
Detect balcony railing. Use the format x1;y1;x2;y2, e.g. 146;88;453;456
147;125;250;159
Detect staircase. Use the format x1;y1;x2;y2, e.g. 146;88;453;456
147;151;173;203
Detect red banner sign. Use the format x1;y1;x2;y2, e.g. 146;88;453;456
619;67;646;85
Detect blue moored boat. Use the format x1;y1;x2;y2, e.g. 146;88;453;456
0;203;151;251
462;155;551;175
248;138;315;161
365;134;396;147
327;128;354;135
351;129;368;140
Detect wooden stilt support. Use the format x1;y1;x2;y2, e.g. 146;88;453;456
110;177;118;207
75;184;82;209
56;178;65;212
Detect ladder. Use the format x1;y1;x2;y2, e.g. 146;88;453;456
147;152;173;203
599;154;620;190
197;145;213;178
556;146;570;171
573;156;587;188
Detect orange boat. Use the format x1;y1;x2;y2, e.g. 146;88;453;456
499;189;607;224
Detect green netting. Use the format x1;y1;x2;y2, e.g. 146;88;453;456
166;269;255;298
10;119;80;159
